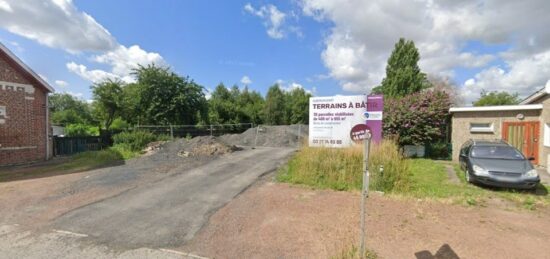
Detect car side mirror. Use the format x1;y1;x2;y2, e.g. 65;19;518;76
528;157;535;161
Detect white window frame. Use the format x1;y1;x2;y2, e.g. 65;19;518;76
0;106;5;117
470;122;494;133
544;123;550;147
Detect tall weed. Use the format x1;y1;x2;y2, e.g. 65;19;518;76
277;139;410;193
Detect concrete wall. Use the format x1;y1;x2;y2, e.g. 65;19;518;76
451;109;541;164
528;95;550;168
0;51;50;166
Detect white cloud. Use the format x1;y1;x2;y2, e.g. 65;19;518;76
462;50;550;103
0;0;166;84
275;79;316;95
67;62;119;83
300;0;550;102
245;3;297;39
240;75;252;85
68;44;166;83
0;0;116;52
54;80;68;87
93;45;165;76
0;0;12;13
65;91;83;98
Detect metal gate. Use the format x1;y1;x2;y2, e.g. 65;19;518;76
502;121;539;164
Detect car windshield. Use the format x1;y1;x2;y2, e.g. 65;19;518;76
470;146;525;160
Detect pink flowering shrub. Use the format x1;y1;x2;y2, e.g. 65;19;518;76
383;90;451;145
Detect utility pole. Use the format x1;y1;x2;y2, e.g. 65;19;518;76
360;130;372;259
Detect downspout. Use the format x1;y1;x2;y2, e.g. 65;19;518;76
45;94;49;160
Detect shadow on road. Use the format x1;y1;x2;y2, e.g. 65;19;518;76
415;244;460;259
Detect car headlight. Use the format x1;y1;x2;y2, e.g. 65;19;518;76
472;165;489;176
525;169;538;178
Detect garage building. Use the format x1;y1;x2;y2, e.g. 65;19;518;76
0;42;54;166
450;82;550;169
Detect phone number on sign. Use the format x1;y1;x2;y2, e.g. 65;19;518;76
312;139;343;145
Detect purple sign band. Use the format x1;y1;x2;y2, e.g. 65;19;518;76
366;95;383;143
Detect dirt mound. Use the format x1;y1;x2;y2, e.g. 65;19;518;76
141;141;168;156
220;125;308;148
179;136;241;157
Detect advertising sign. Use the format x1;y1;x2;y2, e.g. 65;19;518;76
309;95;367;148
309;95;383;148
365;95;383;143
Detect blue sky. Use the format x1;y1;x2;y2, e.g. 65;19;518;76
1;0;549;105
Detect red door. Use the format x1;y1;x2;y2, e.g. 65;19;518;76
502;121;539;164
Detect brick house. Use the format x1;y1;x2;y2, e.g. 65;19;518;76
450;82;550;170
0;42;54;166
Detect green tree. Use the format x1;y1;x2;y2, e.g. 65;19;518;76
131;64;208;125
208;83;238;124
238;86;265;125
285;88;311;124
472;90;520;106
379;38;429;97
263;84;286;125
91;79;124;130
49;93;93;125
207;84;265;125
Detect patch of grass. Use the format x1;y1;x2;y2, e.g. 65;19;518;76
0;142;148;182
278;143;550;209
57;149;125;170
277;140;410;192
406;159;485;201
331;245;378;259
109;144;142;160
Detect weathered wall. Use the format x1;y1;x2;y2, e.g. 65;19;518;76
529;95;550;169
451;110;541;164
0;52;49;166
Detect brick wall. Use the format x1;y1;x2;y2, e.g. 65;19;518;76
0;52;49;166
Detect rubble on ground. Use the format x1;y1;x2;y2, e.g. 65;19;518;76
180;136;241;157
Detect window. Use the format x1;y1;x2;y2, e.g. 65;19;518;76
544;123;550;147
0;106;5;124
470;122;493;133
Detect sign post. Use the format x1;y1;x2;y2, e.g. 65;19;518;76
360;130;371;259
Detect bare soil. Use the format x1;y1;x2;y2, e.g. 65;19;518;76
184;180;550;259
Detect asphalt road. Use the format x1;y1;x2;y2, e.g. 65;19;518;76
52;147;294;250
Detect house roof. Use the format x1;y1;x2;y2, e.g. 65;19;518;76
0;42;54;93
449;104;543;113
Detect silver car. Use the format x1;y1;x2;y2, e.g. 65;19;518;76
459;139;540;190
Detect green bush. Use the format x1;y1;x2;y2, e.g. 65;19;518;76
426;142;451;159
110;118;130;131
65;124;100;137
112;131;158;151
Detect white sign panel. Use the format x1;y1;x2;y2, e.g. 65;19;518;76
309;95;368;148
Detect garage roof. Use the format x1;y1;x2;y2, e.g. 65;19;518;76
449;104;543;113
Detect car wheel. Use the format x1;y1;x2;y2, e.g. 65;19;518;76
465;169;473;183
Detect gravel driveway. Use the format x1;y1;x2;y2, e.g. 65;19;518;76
0;144;294;257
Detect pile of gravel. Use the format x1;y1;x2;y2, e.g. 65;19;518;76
219;124;308;148
178;136;241;157
141;125;307;161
